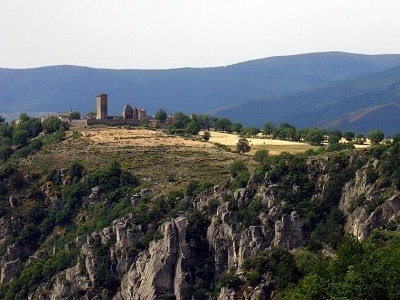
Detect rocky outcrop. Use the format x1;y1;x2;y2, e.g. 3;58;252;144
207;202;238;273
344;193;400;241
1;243;29;283
115;216;191;300
339;161;400;241
273;211;305;250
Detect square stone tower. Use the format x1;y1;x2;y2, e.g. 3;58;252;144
96;94;108;120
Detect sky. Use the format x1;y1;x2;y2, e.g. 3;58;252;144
1;0;400;69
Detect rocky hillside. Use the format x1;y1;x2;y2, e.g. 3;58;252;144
1;128;400;299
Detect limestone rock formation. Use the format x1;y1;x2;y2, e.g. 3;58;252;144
273;211;305;250
115;216;191;300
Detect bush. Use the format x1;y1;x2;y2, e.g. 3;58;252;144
254;149;269;163
229;160;248;178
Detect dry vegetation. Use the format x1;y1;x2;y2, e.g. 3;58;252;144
207;131;318;155
19;126;320;194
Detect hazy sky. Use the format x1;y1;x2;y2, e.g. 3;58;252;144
1;0;399;69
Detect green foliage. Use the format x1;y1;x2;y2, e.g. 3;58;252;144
41;128;66;145
155;108;168;122
243;249;299;289
303;128;324;146
283;232;400;300
230;122;243;134
218;272;243;290
236;137;251;154
368;129;384;145
42;117;66;134
68;161;85;183
0;145;12;161
254;149;269;163
263;122;276;136
87;160;138;195
230;170;250;190
308;208;344;250
326;142;355;152
238;197;262;227
69;111;81;120
275;123;297;141
343;131;355;141
229;160;248;177
186;209;215;299
213;117;232;132
5;249;78;300
12;129;29;147
202;130;210;141
186;180;213;197
186;120;201;135
170;112;190;129
328;129;342;144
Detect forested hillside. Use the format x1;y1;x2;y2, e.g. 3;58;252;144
1;114;400;299
2;52;400;128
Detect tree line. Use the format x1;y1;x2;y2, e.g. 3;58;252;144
153;109;387;145
0;113;67;162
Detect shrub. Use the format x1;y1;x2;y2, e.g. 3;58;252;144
229;160;248;178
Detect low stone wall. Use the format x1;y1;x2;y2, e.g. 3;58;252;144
87;119;140;126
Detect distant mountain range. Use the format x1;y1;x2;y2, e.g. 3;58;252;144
1;52;400;134
215;65;400;135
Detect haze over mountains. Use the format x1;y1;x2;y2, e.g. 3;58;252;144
1;52;400;134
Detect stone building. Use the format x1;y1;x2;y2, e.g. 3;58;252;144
122;105;134;120
96;94;108;120
122;104;147;121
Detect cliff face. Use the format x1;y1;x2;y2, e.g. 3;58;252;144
4;147;400;299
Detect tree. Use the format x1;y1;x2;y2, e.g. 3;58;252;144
18;118;42;138
13;129;29;147
242;127;260;136
229;159;248;177
202;131;211;141
355;134;365;145
186;120;201;135
343;131;355;142
263;122;275;137
236;137;251;154
214;117;232;132
170;112;190;129
276;123;296;141
231;123;243;134
69;111;81;120
328;129;342;144
0;115;4;125
304;129;324;146
368;130;384;145
42;117;66;134
155;109;168;122
254;149;269;163
18;113;30;123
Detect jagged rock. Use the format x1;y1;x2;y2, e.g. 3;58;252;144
218;287;236;300
0;243;28;283
235;187;257;209
207;202;238;273
29;263;93;300
1;259;21;284
8;196;18;208
0;217;8;240
345;194;400;241
115;217;191;300
273;211;305;250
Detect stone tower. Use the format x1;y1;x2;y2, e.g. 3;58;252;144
96;94;108;120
